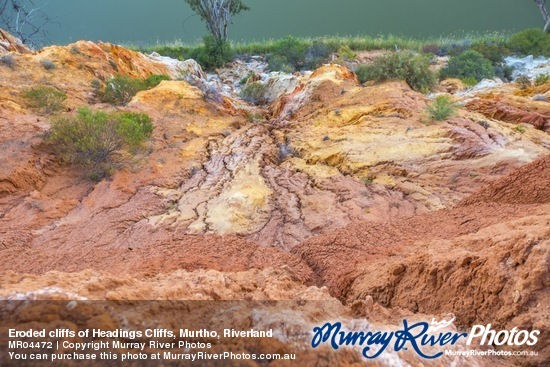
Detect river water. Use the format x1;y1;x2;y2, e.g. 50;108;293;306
25;0;544;45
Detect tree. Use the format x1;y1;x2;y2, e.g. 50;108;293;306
184;0;249;42
0;0;52;46
534;0;550;32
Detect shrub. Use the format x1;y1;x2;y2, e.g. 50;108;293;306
40;58;56;70
461;77;479;87
494;64;514;82
49;107;153;180
508;29;550;57
239;71;254;85
303;40;334;70
267;36;334;72
239;82;267;105
439;50;495;83
96;74;169;105
426;95;457;121
355;51;436;93
535;74;550;86
440;39;472;56
270;36;307;71
1;54;16;68
338;45;357;61
99;75;145;105
144;74;171;88
515;75;531;89
22;86;67;115
471;42;510;64
421;44;444;56
195;35;233;70
267;54;293;73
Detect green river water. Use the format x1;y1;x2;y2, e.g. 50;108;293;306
22;0;545;45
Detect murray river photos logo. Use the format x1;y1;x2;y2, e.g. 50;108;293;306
311;317;540;359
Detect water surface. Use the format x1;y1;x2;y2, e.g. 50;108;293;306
27;0;544;45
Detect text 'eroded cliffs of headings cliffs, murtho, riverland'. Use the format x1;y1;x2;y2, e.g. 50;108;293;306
0;29;549;366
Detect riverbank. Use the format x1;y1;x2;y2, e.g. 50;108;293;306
127;31;511;60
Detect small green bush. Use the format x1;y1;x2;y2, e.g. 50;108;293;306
40;58;56;70
303;40;334;70
99;75;145;105
49;107;153;180
508;29;550;57
440;39;472;56
535;74;550;86
355;51;437;93
267;54;293;73
421;44;444;56
239;71;254;85
515;75;531;89
1;54;16;68
22;86;67;115
471;42;510;64
494;64;514;82
338;45;357;60
269;36;307;71
267;36;334;72
97;74;170;105
439;50;495;83
426;95;457;121
144;74;171;88
239;82;267;105
195;35;233;70
461;77;479;87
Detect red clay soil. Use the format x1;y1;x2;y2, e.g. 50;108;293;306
292;155;550;365
466;94;550;131
460;154;550;205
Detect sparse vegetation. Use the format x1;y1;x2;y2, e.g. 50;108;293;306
49;107;153;180
40;58;56;70
239;82;267;105
144;74;171;87
461;77;479;87
95;74;171;105
515;75;532;89
439;50;495;83
245;112;266;123
508;28;550;57
421;44;444;56
534;74;550;86
266;36;334;72
130;32;510;68
362;177;374;185
195;35;234;70
426;95;457;121
1;54;16;68
355;51;436;93
239;71;254;85
471;42;510;64
337;45;357;61
22;86;67;115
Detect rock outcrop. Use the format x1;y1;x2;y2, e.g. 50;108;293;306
0;28;32;54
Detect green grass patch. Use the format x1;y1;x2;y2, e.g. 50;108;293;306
128;31;511;71
23;86;67;115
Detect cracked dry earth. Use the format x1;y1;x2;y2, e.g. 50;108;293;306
0;35;549;366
